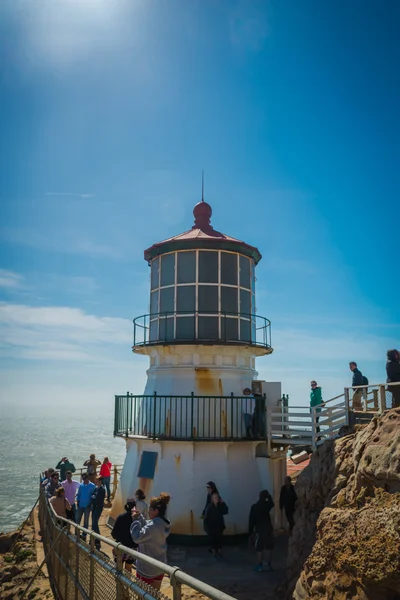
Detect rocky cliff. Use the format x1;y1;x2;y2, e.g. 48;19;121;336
287;408;400;600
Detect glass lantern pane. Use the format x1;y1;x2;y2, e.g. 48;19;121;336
240;318;251;342
176;316;195;340
150;290;159;315
160;287;174;314
221;286;238;315
177;286;195;313
198;251;218;283
239;255;251;289
151;258;159;290
221;252;238;285
240;289;251;316
159;316;174;341
160;253;175;287
198;285;218;313
198;317;219;340
221;316;239;341
177;251;196;284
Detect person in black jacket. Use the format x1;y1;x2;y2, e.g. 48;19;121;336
91;476;106;550
111;501;138;572
248;490;274;572
279;476;297;534
201;481;219;517
386;349;400;408
203;492;228;559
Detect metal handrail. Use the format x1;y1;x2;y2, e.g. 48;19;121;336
132;310;272;349
114;392;267;441
41;489;237;600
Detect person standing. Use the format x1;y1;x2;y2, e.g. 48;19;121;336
55;457;76;481
386;349;400;408
130;493;171;591
111;501;138;573
49;487;72;521
75;473;96;538
99;457;112;503
349;362;367;411
91;476;106;549
203;492;229;560
83;454;101;483
249;489;275;572
135;489;148;518
61;471;80;521
279;476;297;534
310;381;324;434
45;472;61;498
201;481;218;517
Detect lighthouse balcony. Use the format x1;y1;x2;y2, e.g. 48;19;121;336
114;393;267;441
132;311;272;350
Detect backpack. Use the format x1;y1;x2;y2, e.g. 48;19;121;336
87;462;95;475
362;376;369;386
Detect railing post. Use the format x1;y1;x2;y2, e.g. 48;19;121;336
89;534;95;598
125;392;130;438
74;525;80;600
344;388;350;426
153;392;157;439
266;406;272;455
111;464;118;501
191;391;194;437
171;569;182;600
64;522;70;599
311;407;317;451
230;392;234;440
379;384;386;413
115;546;124;600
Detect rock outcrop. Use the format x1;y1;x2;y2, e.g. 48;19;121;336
287;408;400;600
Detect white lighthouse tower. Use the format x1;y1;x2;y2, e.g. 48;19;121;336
111;197;286;541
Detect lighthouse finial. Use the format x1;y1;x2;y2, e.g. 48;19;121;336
201;170;204;202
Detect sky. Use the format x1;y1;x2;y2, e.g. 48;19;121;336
0;0;399;410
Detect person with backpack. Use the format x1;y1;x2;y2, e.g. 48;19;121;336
349;362;368;411
83;454;101;483
386;350;400;408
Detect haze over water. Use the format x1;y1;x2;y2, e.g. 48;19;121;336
0;401;126;533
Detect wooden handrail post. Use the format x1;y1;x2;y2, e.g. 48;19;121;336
311;407;317;451
378;384;386;413
344;388;350;426
111;464;118;501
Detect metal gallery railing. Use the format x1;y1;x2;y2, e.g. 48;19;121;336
38;488;237;600
114;393;266;440
132;310;272;349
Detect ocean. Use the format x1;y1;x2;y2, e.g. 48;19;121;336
0;401;126;533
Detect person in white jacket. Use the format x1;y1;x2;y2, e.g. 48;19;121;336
130;492;171;591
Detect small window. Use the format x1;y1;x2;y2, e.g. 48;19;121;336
177;285;195;313
221;252;238;285
151;258;159;290
198;285;218;313
177;251;196;284
160;287;174;314
137;451;158;479
199;251;218;283
239;255;251;289
160;253;175;287
221;286;238;315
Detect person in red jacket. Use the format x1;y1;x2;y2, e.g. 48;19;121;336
99;456;112;503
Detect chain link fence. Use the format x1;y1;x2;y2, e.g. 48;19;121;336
38;489;236;600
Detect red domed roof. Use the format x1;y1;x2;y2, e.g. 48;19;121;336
144;199;262;264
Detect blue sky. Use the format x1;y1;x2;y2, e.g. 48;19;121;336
0;0;399;408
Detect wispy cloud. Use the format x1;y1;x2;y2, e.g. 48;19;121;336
0;270;25;290
0;303;132;362
45;192;95;198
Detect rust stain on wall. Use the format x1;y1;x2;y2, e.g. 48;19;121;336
174;454;181;468
138;478;153;499
221;409;227;437
218;378;223;396
195;368;218;394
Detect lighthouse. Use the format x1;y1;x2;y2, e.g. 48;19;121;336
111;197;287;541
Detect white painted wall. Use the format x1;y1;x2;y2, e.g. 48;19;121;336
110;438;284;536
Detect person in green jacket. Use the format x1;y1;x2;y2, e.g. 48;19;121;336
310;381;324;434
56;457;76;481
